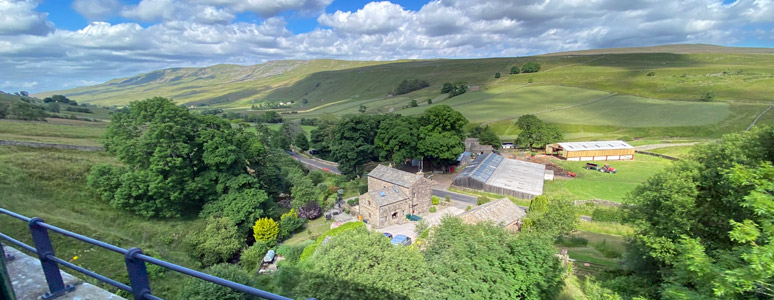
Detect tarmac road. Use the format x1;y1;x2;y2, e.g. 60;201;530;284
287;151;341;174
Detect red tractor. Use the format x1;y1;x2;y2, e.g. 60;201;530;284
600;163;617;174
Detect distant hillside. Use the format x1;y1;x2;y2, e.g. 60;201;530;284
543;44;774;56
37;44;774;109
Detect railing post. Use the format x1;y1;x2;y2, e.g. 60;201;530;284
28;217;73;299
1;244;17;300
124;247;151;300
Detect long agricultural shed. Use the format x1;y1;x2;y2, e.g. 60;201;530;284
546;140;635;161
452;153;546;199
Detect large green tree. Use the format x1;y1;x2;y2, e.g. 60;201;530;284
87;97;276;218
294;132;309;151
423;217;566;299
296;227;431;300
515;114;562;150
621;127;774;299
374;115;419;165
469;125;501;149
330;114;385;177
418;105;468;168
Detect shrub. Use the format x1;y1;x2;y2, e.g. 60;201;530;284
347;198;359;206
494;72;501;78
299;221;365;261
556;235;588;247
591;239;623;258
700;91;716;102
429;206;437;213
477;196;491;205
298;201;322;219
410;99;418;107
431;196;440;205
240;241;269;272
527;78;534;83
591;207;624;223
427;99;432;104
275;241;311;264
445;195;451;202
510;66;520;74
278;209;307;241
646;71;656;77
186;217;243;267
253;217;279;244
466;205;472;211
179;264;258;300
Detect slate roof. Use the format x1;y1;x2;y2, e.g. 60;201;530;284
368;186;409;206
368;165;423;188
461;198;526;226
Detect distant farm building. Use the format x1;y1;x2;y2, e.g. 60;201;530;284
359;165;433;228
546;140;635;161
465;138;493;155
501;142;514;149
461;198;527;232
452;153;546;199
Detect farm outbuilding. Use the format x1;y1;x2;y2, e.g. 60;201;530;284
546;140;635;161
452;153;546;199
461;198;527;232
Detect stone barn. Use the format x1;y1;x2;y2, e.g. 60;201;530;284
461;198;527;232
359;165;433;228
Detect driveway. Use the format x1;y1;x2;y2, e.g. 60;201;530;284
373;206;466;239
432;189;477;204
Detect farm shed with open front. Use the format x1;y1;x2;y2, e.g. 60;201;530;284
452;153;546;199
546;140;635;161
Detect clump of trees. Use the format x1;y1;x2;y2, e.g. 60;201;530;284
510;66;520;74
514;114;563;149
440;82;467;98
468;125;501;149
604;126;774;299
43;95;78;106
521;61;541;73
394;79;430;95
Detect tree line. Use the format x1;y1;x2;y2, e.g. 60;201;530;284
394;79;430;95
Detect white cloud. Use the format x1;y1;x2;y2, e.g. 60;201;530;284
0;0;54;36
72;0;121;20
0;0;773;92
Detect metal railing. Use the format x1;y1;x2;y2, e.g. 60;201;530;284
0;208;303;300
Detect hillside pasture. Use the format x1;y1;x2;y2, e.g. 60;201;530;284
0;119;106;146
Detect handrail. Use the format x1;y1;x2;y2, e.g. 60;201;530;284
0;208;306;300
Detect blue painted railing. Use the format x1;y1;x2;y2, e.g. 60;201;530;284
0;208;304;300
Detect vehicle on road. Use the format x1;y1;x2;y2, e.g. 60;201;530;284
383;232;393;239
390;235;412;246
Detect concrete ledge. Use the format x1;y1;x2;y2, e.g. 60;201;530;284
3;245;125;300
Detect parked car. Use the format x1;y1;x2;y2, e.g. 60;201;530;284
390;235;412;246
383;232;393;239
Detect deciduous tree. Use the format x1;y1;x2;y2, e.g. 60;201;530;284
253;217;279;244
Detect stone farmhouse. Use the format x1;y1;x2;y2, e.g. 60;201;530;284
359;165;433;228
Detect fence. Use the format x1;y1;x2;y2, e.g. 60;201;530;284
0;208;308;300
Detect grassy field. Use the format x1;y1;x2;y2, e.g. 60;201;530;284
544;154;674;203
0;119;106;146
647;145;696;159
281;217;333;246
261;123;317;135
0;146;203;298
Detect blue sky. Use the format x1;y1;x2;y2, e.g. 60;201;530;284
1;0;772;92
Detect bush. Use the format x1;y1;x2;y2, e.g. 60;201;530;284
299;221;365;261
65;106;92;113
466;205;472;211
591;207;624;223
347;198;359;206
431;196;440;205
429;206;437;213
556;235;588;247
510;66;520;74
700;91;716;102
186;217;243;267
240;242;269;272
253;217;279;244
591;239;623;258
276;241;312;263
298;201;322;219
494;72;501;78
445;196;451;202
409;99;418;107
646;71;656;77
527;78;534;83
278;209;307;241
426;99;432;104
179;264;258;300
477;196;491;205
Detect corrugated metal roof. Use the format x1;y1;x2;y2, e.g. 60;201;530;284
368;186;409;206
557;140;634;151
453;153;545;197
368;165;423;187
461;198;526;226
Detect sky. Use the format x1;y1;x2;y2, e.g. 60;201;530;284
1;0;773;93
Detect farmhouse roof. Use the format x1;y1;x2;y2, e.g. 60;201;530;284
557;140;634;151
367;186;409;206
454;153;545;198
368;165;423;187
461;198;526;226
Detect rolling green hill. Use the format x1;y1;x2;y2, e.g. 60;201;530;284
36;44;774;140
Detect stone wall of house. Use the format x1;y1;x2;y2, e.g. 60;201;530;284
408;177;433;214
375;200;411;228
359;193;378;225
